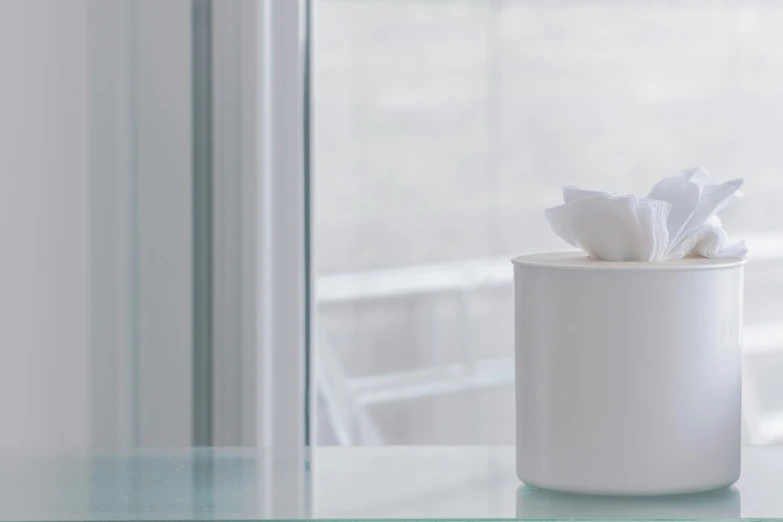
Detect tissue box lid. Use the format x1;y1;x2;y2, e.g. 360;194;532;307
512;251;745;271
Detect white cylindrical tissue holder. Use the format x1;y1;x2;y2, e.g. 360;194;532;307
513;252;744;495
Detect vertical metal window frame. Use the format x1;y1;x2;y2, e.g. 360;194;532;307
90;0;310;453
211;0;311;515
211;0;310;449
256;0;310;449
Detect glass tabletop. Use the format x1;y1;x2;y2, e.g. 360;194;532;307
1;446;781;521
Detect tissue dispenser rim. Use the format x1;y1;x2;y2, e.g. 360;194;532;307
511;251;746;271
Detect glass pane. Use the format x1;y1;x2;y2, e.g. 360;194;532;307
314;1;783;444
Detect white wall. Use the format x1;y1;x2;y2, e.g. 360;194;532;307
0;0;91;448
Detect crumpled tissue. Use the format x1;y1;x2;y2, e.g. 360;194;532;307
545;168;747;262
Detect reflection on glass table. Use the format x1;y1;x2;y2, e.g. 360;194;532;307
1;446;783;521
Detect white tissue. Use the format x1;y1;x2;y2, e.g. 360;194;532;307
545;168;746;262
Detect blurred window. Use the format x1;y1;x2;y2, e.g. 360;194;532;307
314;0;783;444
